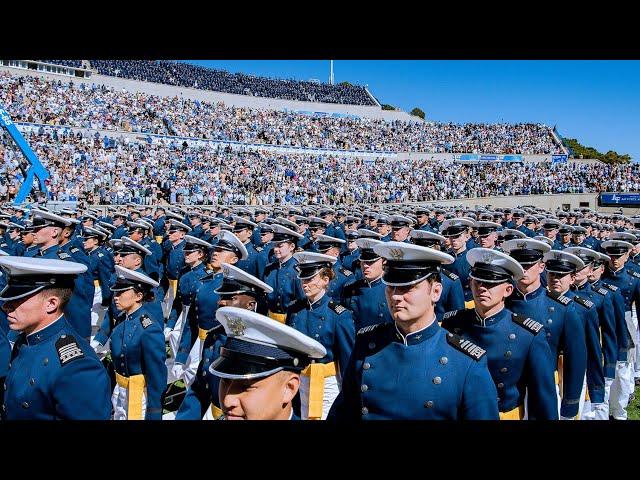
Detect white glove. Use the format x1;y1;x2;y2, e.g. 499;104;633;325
559;415;575;420
171;363;184;380
90;339;105;354
164;327;172;340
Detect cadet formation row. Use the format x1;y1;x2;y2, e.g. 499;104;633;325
0;202;638;420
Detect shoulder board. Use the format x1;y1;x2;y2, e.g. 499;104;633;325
340;268;353;277
446;333;486;361
594;287;608;296
511;313;543;335
547;291;572;306
573;295;594;309
602;282;619;292
441;269;459;281
443;309;463;320
357;323;386;336
57;252;72;260
70;247;80;253
631;270;640;279
140;315;153;329
255;246;263;252
329;301;348;315
55;335;85;366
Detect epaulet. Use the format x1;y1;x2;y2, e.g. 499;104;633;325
357;322;386;336
511;313;543;335
594;287;608;296
443;309;463;320
55;335;85;366
441;269;459;281
547;291;572;306
199;269;216;281
255;246;263;252
446;332;486;361
630;270;640;279
602;282;619;292
329;301;348;315
140;314;153;329
573;295;594;309
340;268;353;277
70;247;80;253
57;251;72;260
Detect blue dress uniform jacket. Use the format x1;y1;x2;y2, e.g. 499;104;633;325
517;225;536;238
112;225;128;240
110;306;167;420
446;250;472;303
166;240;186;281
140;237;163;282
328;260;356;303
167;262;207;331
435;270;466;317
38;245;94;339
175;324;226;420
191;224;204;239
236;241;260;277
22;245;40;257
328;320;499;420
602;267;640;348
0;328;10;418
595;279;632;360
87;247;115;306
441;308;558;419
251;227;262;247
153;216;166;238
343;277;392;330
264;257;306;315
506;287;587;417
341;249;360;273
287;294;356;376
4;317;112;420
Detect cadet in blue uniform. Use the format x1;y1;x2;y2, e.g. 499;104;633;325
341;230;361;275
564;246;618;419
415;207;435;232
81;226;115;334
111;212;129;240
329;241;498;420
440;218;475;308
107;266;166;420
343;238;393;330
540;218;565;251
175;264;273;420
250;208;268;247
128;220;162;282
163;220;192;319
313;234;355;302
502;239;587;419
0;256;111;420
231;215;261;277
441;248;558;420
557;225;574;249
389;215;413;243
209;307;325;420
287;252;355;419
263;225;306;323
474;220;502;250
152;207;167;244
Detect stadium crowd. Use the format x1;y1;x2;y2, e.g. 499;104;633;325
0;72;562;154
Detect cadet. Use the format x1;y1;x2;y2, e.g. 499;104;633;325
0;257;111;420
263;225;306;323
565;246;618;419
474;220;502;250
342;238;393;330
287;252;356;419
163;219;191;319
153;207;167;244
502;239;587;419
314;234;355;302
441;248;558;420
540;218;565;250
389;215;413;243
81;226;115;332
341;229;361;275
128;220;162;282
329;242;499;420
231;215;260;277
208;307;325;420
107;265;166;420
557;225;574;249
441;217;475;308
111;212;129;240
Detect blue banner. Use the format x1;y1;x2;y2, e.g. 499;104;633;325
552;154;568;164
478;155;499;161
501;155;523;162
599;192;640;206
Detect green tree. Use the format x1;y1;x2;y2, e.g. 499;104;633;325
562;138;631;164
381;104;396;111
410;107;425;119
338;81;352;87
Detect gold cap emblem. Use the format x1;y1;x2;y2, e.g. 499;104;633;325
388;248;404;260
226;315;246;336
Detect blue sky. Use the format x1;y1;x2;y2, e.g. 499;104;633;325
186;60;640;162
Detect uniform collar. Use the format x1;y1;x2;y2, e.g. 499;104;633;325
572;281;590;292
125;304;143;320
514;284;544;301
473;307;508;327
38;243;58;256
393;318;438;346
308;291;329;310
279;256;295;268
365;275;383;287
26;315;65;346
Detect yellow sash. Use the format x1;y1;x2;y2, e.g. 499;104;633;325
464;300;475;309
210;403;224;419
94;280;100;288
169;279;178;297
267;311;287;324
198;327;208;341
499;404;525;420
301;361;337;420
115;372;146;420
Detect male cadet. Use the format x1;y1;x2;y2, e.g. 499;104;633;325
415;207;434;232
175;265;273;420
19;222;38;257
557;224;574;249
430;208;446;231
441;248;558;420
153;206;167;244
503;239;587;420
520;216;538;238
313;234;355;302
389;215;413;243
610;232;640;273
188;211;205;239
254;222;275;279
162;219;191;319
80;226;115;332
342;229;361;276
441;217;475;308
127;220;161;281
321;208;346;243
601;239;640;419
167;235;213;386
342;238;392;330
570;226;591;249
306;216;331;251
540;218;565;250
30;211;94;340
111;212;129;240
263;225;306;323
328;242;498;420
251;207;268;247
474;220;502;250
0;257;111;419
231;215;261;277
292;215;312;251
376;214;392;242
564;246;618;419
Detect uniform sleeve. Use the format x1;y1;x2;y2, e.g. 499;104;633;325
94;309;114;345
53;356;112;420
141;323;168;420
460;356;500;420
559;306;587;418
524;331;559;420
98;253;115;305
167;276;188;330
327;337;362;422
612;291;631;359
175;360;212;420
334;311;356;378
600;295;618;379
